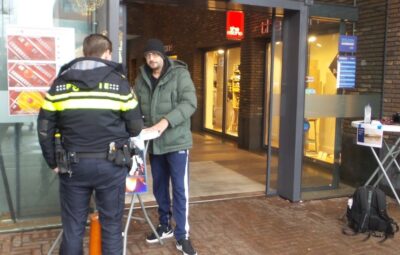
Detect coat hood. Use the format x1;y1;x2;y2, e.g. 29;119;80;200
58;57;125;89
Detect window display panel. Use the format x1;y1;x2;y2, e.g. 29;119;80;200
0;0;106;229
204;50;224;132
225;47;241;136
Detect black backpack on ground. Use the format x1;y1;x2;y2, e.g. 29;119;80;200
344;185;399;241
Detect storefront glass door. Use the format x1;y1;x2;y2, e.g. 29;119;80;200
225;48;241;136
302;18;342;191
204;50;224;133
204;47;241;137
264;16;283;195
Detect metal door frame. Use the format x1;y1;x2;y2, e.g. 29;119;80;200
232;0;309;202
237;0;357;202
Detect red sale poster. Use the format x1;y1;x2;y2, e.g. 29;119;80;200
7;35;56;61
8;62;56;87
8;90;46;115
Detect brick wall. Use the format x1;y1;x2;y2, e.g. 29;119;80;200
338;0;387;185
238;9;270;149
356;0;386;94
383;0;400;117
380;0;400;192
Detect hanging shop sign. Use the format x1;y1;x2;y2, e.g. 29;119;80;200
226;11;244;41
164;44;173;53
260;20;271;35
339;35;357;53
337;56;356;89
260;19;282;35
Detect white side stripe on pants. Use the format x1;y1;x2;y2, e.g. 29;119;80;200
184;150;190;239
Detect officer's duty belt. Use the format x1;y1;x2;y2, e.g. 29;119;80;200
75;152;108;159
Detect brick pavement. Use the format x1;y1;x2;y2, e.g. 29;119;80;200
1;196;400;255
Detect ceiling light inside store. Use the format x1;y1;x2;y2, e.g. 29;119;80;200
308;36;317;43
74;0;104;16
316;43;322;48
217;49;225;55
275;41;282;45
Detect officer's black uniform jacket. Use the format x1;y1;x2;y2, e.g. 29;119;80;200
37;57;143;169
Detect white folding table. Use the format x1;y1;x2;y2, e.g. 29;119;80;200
351;120;400;206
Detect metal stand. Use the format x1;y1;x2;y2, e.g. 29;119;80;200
47;230;63;255
0;148;16;223
0;124;17;223
123;136;163;255
122;193;163;255
14;123;22;218
365;138;400;206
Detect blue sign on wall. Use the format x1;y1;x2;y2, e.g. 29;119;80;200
339;35;357;53
337;56;356;89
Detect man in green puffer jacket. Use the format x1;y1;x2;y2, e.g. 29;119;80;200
134;38;197;255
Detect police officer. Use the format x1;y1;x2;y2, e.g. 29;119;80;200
37;34;143;255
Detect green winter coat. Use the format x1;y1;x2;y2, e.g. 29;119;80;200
134;59;197;154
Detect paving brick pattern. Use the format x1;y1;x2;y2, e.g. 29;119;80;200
1;196;400;255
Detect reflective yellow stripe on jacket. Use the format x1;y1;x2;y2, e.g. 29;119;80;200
41;91;138;112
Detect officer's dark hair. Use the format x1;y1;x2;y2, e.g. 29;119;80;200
83;34;112;58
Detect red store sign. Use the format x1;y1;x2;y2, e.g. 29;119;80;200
226;11;244;41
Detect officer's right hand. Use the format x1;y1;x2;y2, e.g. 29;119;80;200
53;167;60;174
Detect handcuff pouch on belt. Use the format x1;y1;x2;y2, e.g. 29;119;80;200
107;141;132;167
55;133;71;174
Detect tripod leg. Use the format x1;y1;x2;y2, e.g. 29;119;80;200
0;150;16;223
138;195;163;245
47;230;63;255
123;194;136;255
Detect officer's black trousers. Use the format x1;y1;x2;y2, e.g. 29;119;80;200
59;158;126;255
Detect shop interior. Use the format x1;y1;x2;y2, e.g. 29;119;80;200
204;47;241;137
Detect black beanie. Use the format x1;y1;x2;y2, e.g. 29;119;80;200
144;38;165;56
